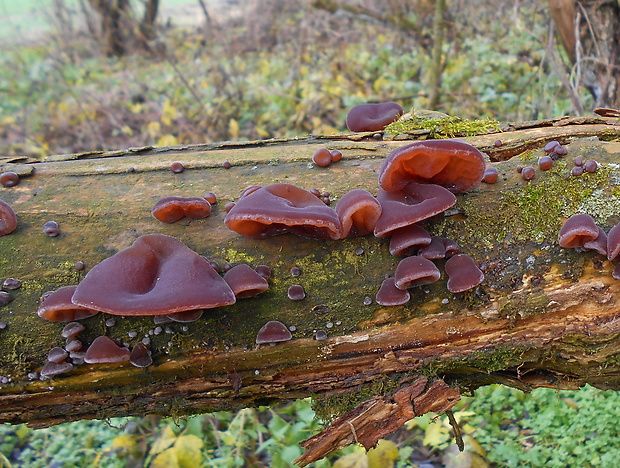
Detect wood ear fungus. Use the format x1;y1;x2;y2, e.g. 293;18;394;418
0;200;17;236
445;254;484;293
335;189;382;238
346;102;403;132
256;320;292;344
152;196;212;223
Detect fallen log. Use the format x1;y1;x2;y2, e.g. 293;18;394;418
1;115;620;463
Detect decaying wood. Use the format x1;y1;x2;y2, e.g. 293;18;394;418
1;116;620;463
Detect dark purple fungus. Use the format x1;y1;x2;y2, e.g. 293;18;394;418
583;227;607;256
43;221;60;237
571;166;584;177
335;189;382;238
544;141;560;153
224;264;269;298
224;201;236;212
378;139;486;193
521;167;536;180
255;265;271;280
315;330;328;341
290;266;301;277
0;172;19;187
84;336;130;364
166;310;203;322
224;183;342;240
375;277;410;306
71;234;236;316
607;223;620;261
170;162;185;173
388;224;432;256
313;148;332;167
346;102;403;132
584;160;599;173
373;183;456;238
152;196;211;223
65;338;82;352
418;236;449;260
574;157;584;166
223;161;232;169
538;156;553;171
558;214;600;249
61;321;85;338
37;286;99;322
614;263;620;280
0;200;17;236
494;139;503;147
0;292;11;307
555;145;568;156
48;347;68;363
482;167;499;184
40;361;73;379
74;261;85;271
287;284;305;301
130;342;152;368
442;238;460;258
394;256;441;290
204;192;217;204
256;320;292;344
2;278;21;290
445;254;485;293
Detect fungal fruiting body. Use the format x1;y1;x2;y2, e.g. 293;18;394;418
312;148;333;167
223;264;269;298
346;102;404;132
335;189;382;238
376;278;410;306
0;172;19;187
36;286;99;322
558;214;600;249
394;256;441;289
256;320;292;344
445;254;484;293
84;336;130;364
70;234;236;316
152;196;212;223
0;200;17;236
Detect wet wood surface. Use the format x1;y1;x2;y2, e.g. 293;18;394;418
1;115;620;436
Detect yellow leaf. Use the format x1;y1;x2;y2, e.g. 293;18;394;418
147;121;161;139
121;125;133;136
333;447;368;468
368;439;399;468
149;425;177;456
111;434;137;451
161;99;177;126
228;118;239;140
151;448;180;468
157;134;179;147
423;421;451;449
174;435;204;468
129;103;144;114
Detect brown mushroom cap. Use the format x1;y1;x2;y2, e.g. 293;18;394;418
608;222;620;260
152;196;211;223
346;102;403;132
0;199;17;236
389;224;432;256
256;320;292;344
84;336;130;364
394;256;441;290
375;277;411;306
37;286;99;322
445;254;484;293
130;342;153;368
71;234;236;316
224;183;342;240
335;189;382;238
223;264;269;298
583;226;607;256
373;183;456;238
378;139;486;193
558;214;600;249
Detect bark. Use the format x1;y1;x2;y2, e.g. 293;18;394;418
1;117;620;462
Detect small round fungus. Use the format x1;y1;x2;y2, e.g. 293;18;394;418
583;226;607;256
574;157;584;166
538;156;553;171
607;222;620;261
571;166;583;177
330;150;343;162
314;330;328;341
224;183;342;240
418;236;449;260
37;286;99;322
558;214;600;249
170;162;185;173
224;264;269;298
482;167;499;184
2;278;21;290
0;291;11;307
152;196;212;223
61;321;86;338
65;338;83;352
375;277;410;306
40;361;73;379
312;148;332;167
544;141;560;153
71;234;236;316
555;145;568;156
290;266;301;277
394;256;441;290
521;167;536;180
584;160;599;173
0;200;17;236
374;183;456;238
287;284;305;301
84;336;130;364
378;139;486;193
223;161;232;169
345;102;403;132
130;342;153;368
0;172;19;187
388;224;432;256
48;347;68;363
166;310;203;322
445;254;485;293
256;320;292;344
43;221;60;237
335;189;382;238
255;265;272;279
204;192;218;204
74;261;85;271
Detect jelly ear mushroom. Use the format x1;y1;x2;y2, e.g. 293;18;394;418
152;196;211;223
346;102;403;132
607;222;620;260
378;139;486;193
394;256;441;290
375;277;410;306
445;254;484;293
223;264;269;298
374;183;456;238
224;183;342;240
335;189;382;238
558;214;600;249
389;224;432;256
256;320;292;344
583;226;607;256
0;200;17;236
84;336;130;364
37;286;99;322
71;234;236;316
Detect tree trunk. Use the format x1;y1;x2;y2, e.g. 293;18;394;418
1;116;620;462
426;0;446;109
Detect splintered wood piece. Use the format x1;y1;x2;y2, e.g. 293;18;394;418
294;377;460;466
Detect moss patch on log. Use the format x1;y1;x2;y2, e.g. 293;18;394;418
385;114;501;138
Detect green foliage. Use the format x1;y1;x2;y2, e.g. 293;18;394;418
385;113;501;138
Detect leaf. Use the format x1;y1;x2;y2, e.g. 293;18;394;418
442;435;490;468
161;99;177;126
333;447;368;468
423;420;451;449
111;434;137;451
367;439;399;468
149;425;177;456
151;448;180;468
174;434;204;467
229;118;240;140
157;134;179;147
147;121;161;139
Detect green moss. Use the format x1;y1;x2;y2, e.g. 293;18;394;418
421;344;527;376
385;114;501;138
